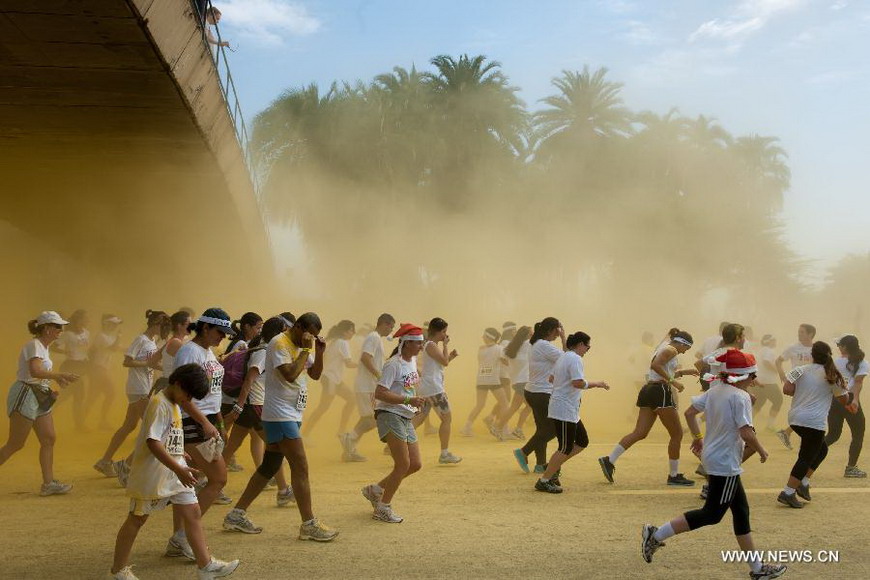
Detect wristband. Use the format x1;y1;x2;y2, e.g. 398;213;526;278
403;395;411;405
300;348;312;354
693;432;703;440
232;404;243;415
216;421;225;430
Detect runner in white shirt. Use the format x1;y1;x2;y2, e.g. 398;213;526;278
493;325;533;441
824;335;867;477
599;329;699;487
534;332;609;494
411;317;460;464
304;320;357;438
461;328;508;436
95;310;167;479
749;334;783;432
89;314;123;430
512;317;566;474
1;311;79;497
361;323;427;524
642;349;785;580
52;309;91;432
777;340;853;508
482;322;519;436
339;313;396;461
774;323;816;450
694;321;729;362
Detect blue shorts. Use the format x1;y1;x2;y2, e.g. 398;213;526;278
262;420;302;444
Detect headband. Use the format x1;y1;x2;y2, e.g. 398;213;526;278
672;336;693;347
198;315;232;330
278;315;295;329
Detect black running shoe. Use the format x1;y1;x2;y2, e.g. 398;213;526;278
552;470;562;488
534;478;563;494
796;483;811;501
777;491;804;508
667;473;695;486
599;456;615;483
750;563;787;579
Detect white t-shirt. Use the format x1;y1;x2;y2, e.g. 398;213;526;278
418;341;445;397
781;343;813;368
56;328;90;361
174;341;224;416
125;334;157;396
354;332;385;393
526;340;562;394
477;344;504;386
506;341;531;384
375;356;420;419
247;348;267;406
787;364;848;431
126;391;188;500
262;333;313;422
548;351;586;423
322;339;352;384
700;346;731;388
756;346;778;384
648;344;679;382
834;357;869;392
699;335;722;357
691;385;754;476
17;339;52;388
91;332;119;368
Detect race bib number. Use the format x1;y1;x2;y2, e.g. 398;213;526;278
204;360;224;395
166;426;184;456
478;365;493;377
296;389;308;411
786;366;805;383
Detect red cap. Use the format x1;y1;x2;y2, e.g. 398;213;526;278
393;323;424;340
715;349;757;375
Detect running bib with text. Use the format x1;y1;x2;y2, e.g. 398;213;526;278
296;389;308;411
204;360;224;395
166;426;184;456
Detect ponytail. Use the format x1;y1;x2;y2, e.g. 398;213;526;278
27;319;39;335
505;326;532;358
145;309;168;328
812;341;846;389
530;317;560;345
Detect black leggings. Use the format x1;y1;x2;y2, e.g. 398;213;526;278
825;402;865;466
521;392;554;466
790;425;829;480
685;474;751;536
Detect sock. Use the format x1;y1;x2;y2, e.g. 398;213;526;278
377;501;390;509
173;529;186;540
653;522;675;542
303;518;317;526
230;507;244;515
540;477;550;483
669;459;679;477
801;477;810;486
783;486;796;495
749;558;762;573
440;449;449;456
608;444;626;463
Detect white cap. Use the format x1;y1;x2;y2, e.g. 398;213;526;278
104;316;123;324
36;311;69;326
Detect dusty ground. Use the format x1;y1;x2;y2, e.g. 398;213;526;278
1;394;868;580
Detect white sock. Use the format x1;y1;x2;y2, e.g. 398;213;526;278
230;507;245;515
784;486;796;495
440;449;449;456
377;501;390;509
173;529;186;540
653;522;675;542
608;444;626;463
669;459;679;477
540;477;550;483
801;477;810;486
749;558;762;573
303;517;316;525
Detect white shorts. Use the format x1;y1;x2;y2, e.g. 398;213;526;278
356;392;374;416
129;489;197;516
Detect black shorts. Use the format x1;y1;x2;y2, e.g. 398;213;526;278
636;382;676;409
552;418;589;455
221;402;262;430
182;413;219;444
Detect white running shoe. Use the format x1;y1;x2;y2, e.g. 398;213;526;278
109;565;139;580
460;427;474;437
222;509;263;534
165;535;195;561
197;557;240;579
213;491;233;505
361;484;383;508
277;487;296;507
298;519;339;542
40;480;72;496
372;504;403;523
342;450;367;462
114;460;130;488
94;459;116;478
438;451;462;464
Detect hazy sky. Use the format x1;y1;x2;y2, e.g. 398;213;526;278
217;0;869;278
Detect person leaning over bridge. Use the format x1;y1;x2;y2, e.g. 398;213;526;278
205;7;231;49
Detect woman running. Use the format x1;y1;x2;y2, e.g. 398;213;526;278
599;329;698;486
825;335;867;478
534;331;609;493
750;334;783;432
221;311;263;473
361;323;427;523
512;317;565;474
94;310;167;478
52;309;91;431
777;341;855;508
461;328;508;436
494;325;533;440
412;317;461;464
304;320;357;438
1;311;79;495
89;314;123;431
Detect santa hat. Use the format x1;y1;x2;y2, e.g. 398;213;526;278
393;323;424;343
716;349;757;383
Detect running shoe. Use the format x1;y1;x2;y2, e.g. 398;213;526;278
598;456;616;483
796;483;811;501
845;465;867;478
641;524;665;563
277;487;296;507
338;433;354;455
226;461;244;473
775;429;793;450
424;424;439;436
361;484;383;508
265;477;277;489
460;427;474;437
165;535;195;560
513;449;529;473
222;509;263;534
511;427;525;439
666;473;695;486
372;504;404;523
114;460;130;488
776;491;804;509
694;463;707;478
483;415;495;428
552;470;562;488
700;484;709;500
110;565;139;580
197;557;240;579
39;480;72;496
213;491;233;505
298;519;339;541
533;464;546;474
534;479;563;494
438;451;462;464
749;563;787;579
341;450;367;463
94;459;116;478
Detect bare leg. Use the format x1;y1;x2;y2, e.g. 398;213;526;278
542;445;585;480
278;438;314;521
336;384;354;434
33;414;57;485
437;410;452;451
618;408;658;451
177;503;211;568
185;445;227;515
378;438;422;504
101;399;148;462
111;513;148;574
464;389;489;429
656;408;684;460
0;412;33;467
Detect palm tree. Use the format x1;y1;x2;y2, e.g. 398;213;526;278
684;114;732;151
731;134;791;211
